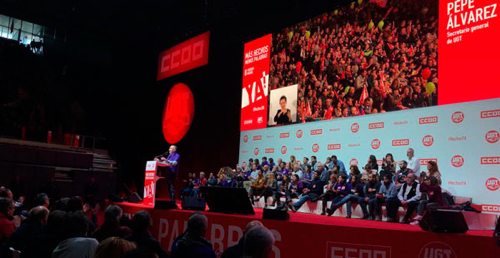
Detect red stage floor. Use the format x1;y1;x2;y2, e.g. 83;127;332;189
117;201;498;257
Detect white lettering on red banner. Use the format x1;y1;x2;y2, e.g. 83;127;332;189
481;109;500;118
368;122;385;129
327;144;341;150
157;31;210;80
253;135;262;141
310;129;323;135
392;139;409;146
419;116;438;124
265;148;274;154
420;158;438;165
481;157;500;164
419;242;457;258
279;132;290;138
481;204;500;213
327;242;391;258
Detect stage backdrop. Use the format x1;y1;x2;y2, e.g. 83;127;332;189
240;98;500;213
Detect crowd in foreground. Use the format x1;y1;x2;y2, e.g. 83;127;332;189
0;185;276;258
184;148;456;224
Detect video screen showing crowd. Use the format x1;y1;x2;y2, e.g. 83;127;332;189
268;0;438;125
184;148;468;225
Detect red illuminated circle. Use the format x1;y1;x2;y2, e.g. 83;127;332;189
254;148;259;156
485;130;499;143
162;83;195;144
371;139;381;150
351;123;359;133
451;111;464;123
312;143;319;153
281;146;287;154
422;135;434;147
485;178;500;191
296;129;303;138
451;155;464;167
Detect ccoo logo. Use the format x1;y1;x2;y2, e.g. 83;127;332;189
296;129;303;138
254;148;259;156
451;155;464;167
485;130;499;143
485;178;500;191
351;123;360;133
371;139;381;150
312;143;319;153
281;146;287;154
451;111;464;123
422;135;434;147
350;159;358;166
243;135;248;143
419;241;457;258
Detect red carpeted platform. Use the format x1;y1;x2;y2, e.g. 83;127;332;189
117;201;498;257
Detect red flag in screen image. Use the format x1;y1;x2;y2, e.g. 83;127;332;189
370;0;388;8
359;85;369;105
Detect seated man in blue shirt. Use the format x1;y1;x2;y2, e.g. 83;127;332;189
374;174;398;221
290;171;325;212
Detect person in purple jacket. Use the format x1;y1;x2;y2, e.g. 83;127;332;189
326;175;351;216
154;145;180;202
327;175;365;218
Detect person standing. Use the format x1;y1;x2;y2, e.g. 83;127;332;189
406;148;420;177
155;145;180;202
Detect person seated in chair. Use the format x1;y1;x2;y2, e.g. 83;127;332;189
362;174;381;220
327;175;364;218
290;171;326;212
387;173;421;223
374;175;398;221
248;170;267;205
326;175;351;216
316;174;337;215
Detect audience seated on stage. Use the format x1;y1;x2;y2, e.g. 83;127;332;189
180;173;196;199
94;237;137;258
291;164;304;180
125;210;168;258
93;205;132;242
426;161;442;185
363;174;381;220
374;174;398;221
222;220;263;258
326;175;351;216
348;165;361;182
394;160;413;189
243;225;275;258
317;162;330;183
290;171;325;212
406;148;421;177
249;170;267;205
411;177;445;225
207;173;217;187
273;174;290;208
171;212;216;258
380;153;396;184
364;155;379;174
259;173;278;208
389;172;421;223
327;175;364;218
318;174;338;215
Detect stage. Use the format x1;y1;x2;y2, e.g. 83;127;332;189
117;201;499;258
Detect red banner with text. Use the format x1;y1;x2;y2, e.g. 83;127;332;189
241;34;272;131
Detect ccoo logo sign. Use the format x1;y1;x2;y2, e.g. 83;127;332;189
451;155;464;167
485;130;499;143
